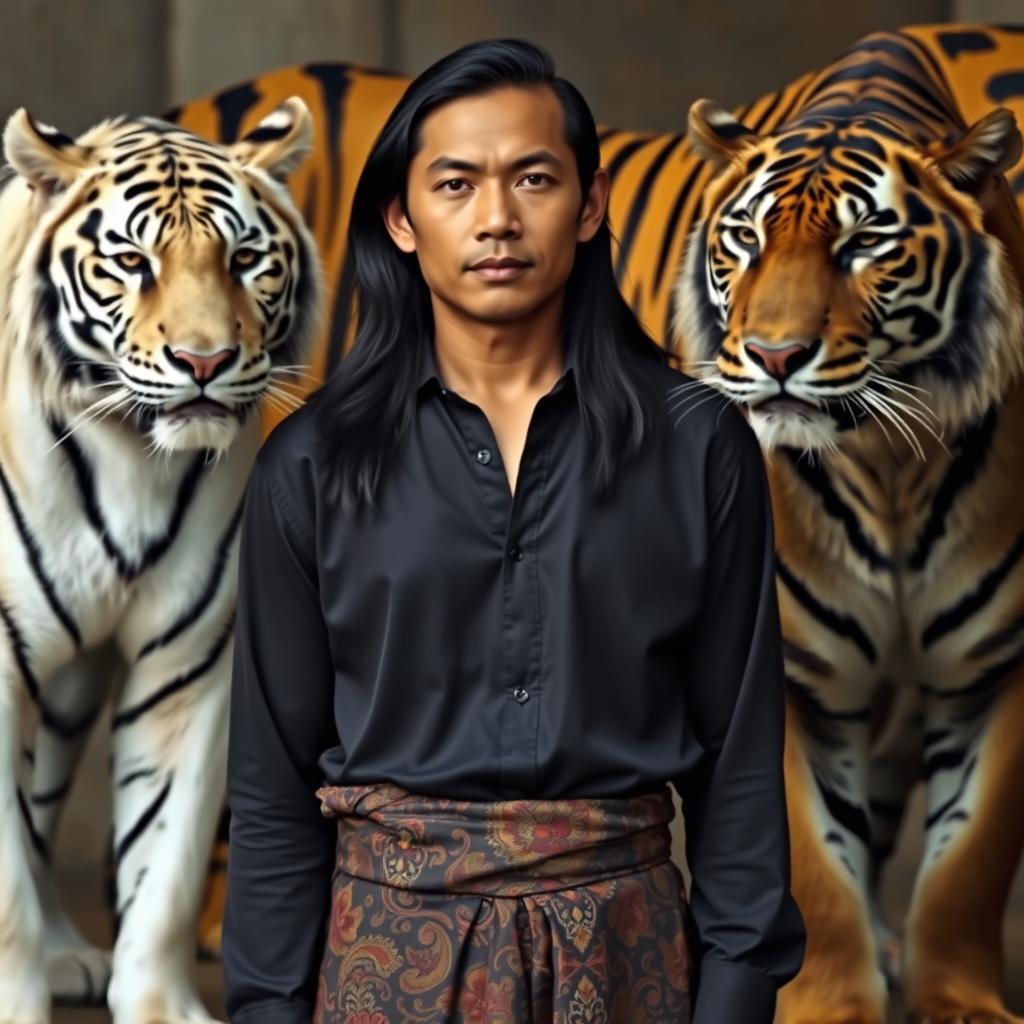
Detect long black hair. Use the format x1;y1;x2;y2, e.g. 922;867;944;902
313;38;669;515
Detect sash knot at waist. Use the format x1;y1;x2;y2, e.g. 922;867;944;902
315;782;678;898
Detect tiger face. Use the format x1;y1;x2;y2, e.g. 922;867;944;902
2;99;321;453
676;101;1024;453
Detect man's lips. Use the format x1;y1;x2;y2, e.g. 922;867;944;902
469;257;531;281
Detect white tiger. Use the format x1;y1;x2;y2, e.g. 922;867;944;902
0;97;322;1023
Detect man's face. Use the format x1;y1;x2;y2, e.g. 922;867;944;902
384;85;606;325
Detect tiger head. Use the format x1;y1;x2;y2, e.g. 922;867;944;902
675;101;1024;454
1;98;321;454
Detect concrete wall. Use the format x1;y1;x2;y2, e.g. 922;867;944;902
2;0;961;139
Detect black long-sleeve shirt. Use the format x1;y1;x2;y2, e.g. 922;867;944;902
223;337;806;1023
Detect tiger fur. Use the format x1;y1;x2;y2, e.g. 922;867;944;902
0;99;322;1023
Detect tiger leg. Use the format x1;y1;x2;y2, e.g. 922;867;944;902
29;642;122;1005
903;672;1024;1024
196;806;229;960
776;696;888;1024
866;682;924;988
105;624;232;1024
0;655;50;1024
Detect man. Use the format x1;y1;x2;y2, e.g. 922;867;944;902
223;38;805;1024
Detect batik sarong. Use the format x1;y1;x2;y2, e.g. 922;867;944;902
313;782;694;1023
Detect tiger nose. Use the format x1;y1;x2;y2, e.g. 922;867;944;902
169;346;237;382
744;341;816;380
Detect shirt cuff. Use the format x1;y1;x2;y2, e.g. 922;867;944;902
231;999;313;1024
692;959;778;1023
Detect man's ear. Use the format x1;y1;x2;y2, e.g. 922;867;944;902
4;108;92;194
382;196;417;254
577;167;609;244
687;99;760;168
230;97;313;182
926;108;1022;194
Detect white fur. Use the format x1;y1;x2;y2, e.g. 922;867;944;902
0;110;319;1024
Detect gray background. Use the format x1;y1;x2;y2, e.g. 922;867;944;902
0;0;1020;1020
1;0;1020;134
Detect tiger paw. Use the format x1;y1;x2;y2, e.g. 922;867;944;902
0;969;49;1024
109;983;223;1024
48;944;111;1006
877;933;902;992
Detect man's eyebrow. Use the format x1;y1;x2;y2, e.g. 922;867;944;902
424;150;565;174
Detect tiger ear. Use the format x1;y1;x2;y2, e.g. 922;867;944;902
3;109;92;193
687;99;759;167
231;96;313;182
928;108;1022;194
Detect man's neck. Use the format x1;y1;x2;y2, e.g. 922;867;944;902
430;295;565;405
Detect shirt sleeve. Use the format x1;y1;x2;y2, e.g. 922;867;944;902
678;410;807;1023
222;456;337;1024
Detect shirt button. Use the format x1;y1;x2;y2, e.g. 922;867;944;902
513;687;530;704
508;546;525;562
476;448;492;465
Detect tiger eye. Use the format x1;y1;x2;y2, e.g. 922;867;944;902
733;226;759;246
116;252;144;270
233;248;259;267
851;232;883;249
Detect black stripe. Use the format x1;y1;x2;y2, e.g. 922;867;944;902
923;744;968;780
31;780;71;806
784;449;892;572
986;71;1024;105
0;599;40;702
50;419;210;582
967;610;1024;661
136;502;243;659
814;775;871;846
0;458;80;646
919;648;1023;703
924;754;976;830
783;637;834;677
303;63;353;250
113;777;172;867
213;82;260;143
112;615;234;729
922;531;1024;649
841;38;958;121
613;134;685;283
241;123;292;144
0;601;101;741
17;786;51;863
605;136;658;184
117;767;158;788
908;408;997;572
652;160;706;295
777;559;877;663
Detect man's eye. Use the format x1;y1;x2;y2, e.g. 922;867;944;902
520;174;550;187
441;179;470;193
114;251;148;273
231;247;260;270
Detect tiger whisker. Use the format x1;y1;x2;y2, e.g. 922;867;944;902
858;388;924;460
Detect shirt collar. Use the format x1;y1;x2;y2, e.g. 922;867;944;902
415;334;577;397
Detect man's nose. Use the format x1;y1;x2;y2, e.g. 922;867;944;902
475;184;521;239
